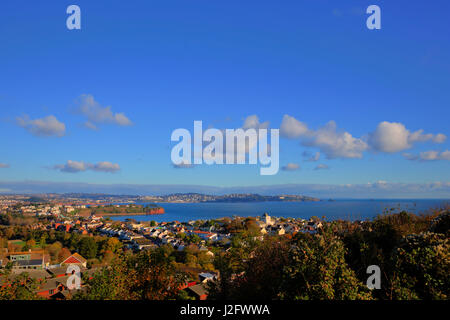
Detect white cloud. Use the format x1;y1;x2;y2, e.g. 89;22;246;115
314;164;329;170
303;121;368;159
0;163;9;168
242;115;269;130
403;150;450;161
368;121;446;153
53;160;87;173
280;114;309;139
282;116;447;160
17;115;66;137
53;160;120;173
280;115;367;159
91;161;121;173
281;163;300;171
76;94;133;129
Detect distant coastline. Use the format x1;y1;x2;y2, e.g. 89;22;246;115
138;193;321;203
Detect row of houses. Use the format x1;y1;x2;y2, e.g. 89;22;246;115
0;251;89;299
0;250;87;270
256;213;323;235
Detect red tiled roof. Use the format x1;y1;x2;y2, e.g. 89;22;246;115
62;253;87;264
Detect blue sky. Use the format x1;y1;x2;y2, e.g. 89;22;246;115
0;0;449;197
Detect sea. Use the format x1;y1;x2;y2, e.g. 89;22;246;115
109;199;449;223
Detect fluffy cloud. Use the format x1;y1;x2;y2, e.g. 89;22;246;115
314;164;329;170
17;115;66;137
76;94;133;130
53;160;120;173
242;115;270;130
280;115;309;139
280;115;367;159
53;160;87;173
403;150;450;161
368;121;446;153
303;121;368;159
282;116;447;160
0;163;9;168
281;163;300;171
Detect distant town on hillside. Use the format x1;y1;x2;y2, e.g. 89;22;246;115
0;193;321;205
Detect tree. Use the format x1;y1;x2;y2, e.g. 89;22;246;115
0;272;41;300
230;238;289;299
130;250;188;300
186;234;201;244
244;217;261;236
76;250;188;300
177;289;195;300
58;247;72;262
280;227;373;300
25;239;36;250
79;237;98;260
47;241;63;263
74;254;134;300
101;237;122;254
39;234;47;248
389;232;449;300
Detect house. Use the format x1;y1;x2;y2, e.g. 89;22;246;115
8;251;50;270
185;283;208;300
133;238;156;251
35;275;73;299
46;266;84;278
0;268;80;300
199;272;216;283
190;230;218;241
10;269;50;282
276;226;286;235
60;253;87;268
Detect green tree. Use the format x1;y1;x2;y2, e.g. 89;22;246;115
389;232;449;300
79;237;98;259
74;254;134;300
280;227;373;300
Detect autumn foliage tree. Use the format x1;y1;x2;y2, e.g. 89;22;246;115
280;227;373;300
75;248;187;300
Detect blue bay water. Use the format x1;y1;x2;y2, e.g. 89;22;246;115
110;199;449;223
